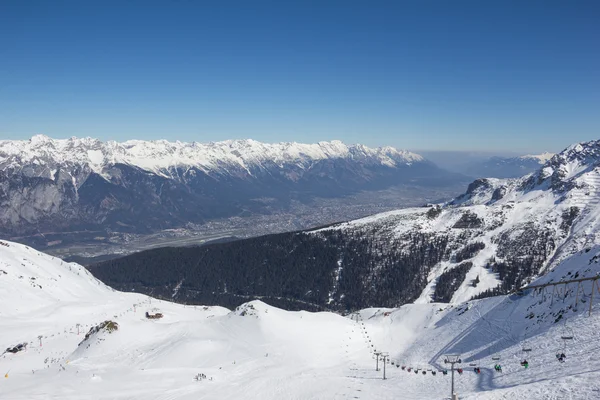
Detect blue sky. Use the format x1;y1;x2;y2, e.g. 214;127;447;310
1;0;598;152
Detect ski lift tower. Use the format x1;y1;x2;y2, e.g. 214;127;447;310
381;352;389;380
444;354;462;400
374;351;382;371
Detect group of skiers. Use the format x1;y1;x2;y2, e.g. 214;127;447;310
494;364;503;373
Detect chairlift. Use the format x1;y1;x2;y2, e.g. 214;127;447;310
555;348;567;363
442;369;448;375
556;325;574;362
432;370;437;376
457;368;463;374
407;367;412;372
401;365;406;370
522;344;532;353
491;356;502;372
519;341;532;367
560;325;575;341
414;369;419;374
422;370;427;375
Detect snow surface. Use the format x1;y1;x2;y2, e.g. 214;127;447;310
519;152;555;163
2;239;600;399
0;135;425;178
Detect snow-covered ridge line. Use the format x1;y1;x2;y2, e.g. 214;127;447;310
0;135;425;174
518;152;555;163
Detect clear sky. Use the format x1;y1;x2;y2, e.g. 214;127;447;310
1;0;598;152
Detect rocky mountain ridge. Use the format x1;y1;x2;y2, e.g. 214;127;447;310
0;135;463;237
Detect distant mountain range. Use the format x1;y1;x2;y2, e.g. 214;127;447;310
0;135;465;238
90;140;600;311
460;152;554;178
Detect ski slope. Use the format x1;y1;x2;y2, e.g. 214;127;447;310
2;239;600;399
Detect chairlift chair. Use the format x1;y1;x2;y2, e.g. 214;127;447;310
520;341;532;367
560;325;575;341
432;370;437;376
556;326;574;362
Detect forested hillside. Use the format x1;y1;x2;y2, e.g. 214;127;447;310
89;226;449;311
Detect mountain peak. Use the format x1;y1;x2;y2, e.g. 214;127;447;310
29;134;53;145
0;136;426;174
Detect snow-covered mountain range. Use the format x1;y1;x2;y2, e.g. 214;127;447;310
91;139;600;311
2;237;600;399
0;135;462;237
0;135;426;178
459;152;555;178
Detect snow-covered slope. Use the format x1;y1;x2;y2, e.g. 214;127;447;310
520;152;555;163
2;240;600;399
357;246;600;399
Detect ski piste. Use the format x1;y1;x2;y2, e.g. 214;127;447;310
2;239;600;399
